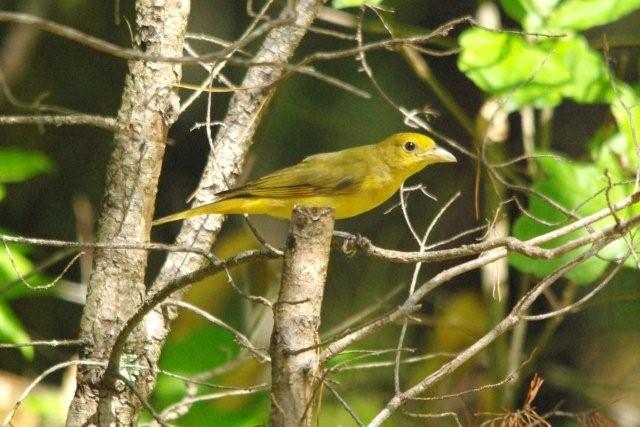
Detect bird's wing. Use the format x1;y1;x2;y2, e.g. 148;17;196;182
217;152;367;199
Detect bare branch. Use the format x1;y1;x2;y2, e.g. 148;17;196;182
106;248;278;375
0;338;83;349
522;257;627;321
2;359;104;427
113;372;171;427
2;239;84;290
324;382;365;427
269;207;335;427
323;209;640;363
159;385;269;423
167;300;269;362
133;3;327;427
394;192;461;394
333;191;640;265
0;11;225;64
67;1;191;423
368;238;613;426
404;411;462;426
0;114;117;131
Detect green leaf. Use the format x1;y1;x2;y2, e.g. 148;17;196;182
159;325;240;374
547;0;640;31
0;184;5;202
332;0;383;8
0;242;34;288
500;0;529;23
510;154;637;284
610;84;640;172
0;301;33;359
500;0;561;30
0;148;53;183
0;241;57;300
458;29;612;110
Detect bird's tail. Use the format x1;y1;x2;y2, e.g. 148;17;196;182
151;201;221;226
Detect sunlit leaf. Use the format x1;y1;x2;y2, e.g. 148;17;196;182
501;0;640;31
0;301;33;359
458;29;612;110
547;0;640;31
0;148;53;183
500;0;529;23
500;0;561;30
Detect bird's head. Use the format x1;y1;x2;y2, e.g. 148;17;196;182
378;132;456;178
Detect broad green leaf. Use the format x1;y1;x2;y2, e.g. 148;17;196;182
547;0;640;31
332;0;383;9
500;0;530;23
501;0;640;31
510;154;637;284
0;148;53;183
0;301;33;359
458;29;612;110
550;36;612;103
0;184;5;202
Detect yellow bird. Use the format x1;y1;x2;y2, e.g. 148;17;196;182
152;132;456;225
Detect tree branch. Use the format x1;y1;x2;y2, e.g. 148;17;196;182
0;114;117;131
110;1;324;423
367;237;620;426
269;206;335;427
66;1;190;425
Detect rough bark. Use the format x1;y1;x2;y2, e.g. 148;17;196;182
269;206;335;427
136;0;323;409
66;0;190;425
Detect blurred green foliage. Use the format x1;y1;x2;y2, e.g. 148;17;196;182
458;31;613;109
0;148;52;201
510;150;639;283
1;0;639;425
502;0;640;31
458;1;640;285
0;148;53;359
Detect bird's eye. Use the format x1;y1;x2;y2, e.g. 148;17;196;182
403;141;416;152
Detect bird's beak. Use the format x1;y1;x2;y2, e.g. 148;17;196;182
427;146;457;163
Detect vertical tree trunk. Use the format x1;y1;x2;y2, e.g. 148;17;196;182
269;206;335;427
136;0;323;411
67;1;190;425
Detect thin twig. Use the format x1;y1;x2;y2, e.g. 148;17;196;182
324;382;365;427
2;240;84;290
2;359;104;426
0;338;83;349
167;300;269;362
0;114;118;131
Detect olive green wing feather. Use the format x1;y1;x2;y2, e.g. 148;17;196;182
216;152;367;200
